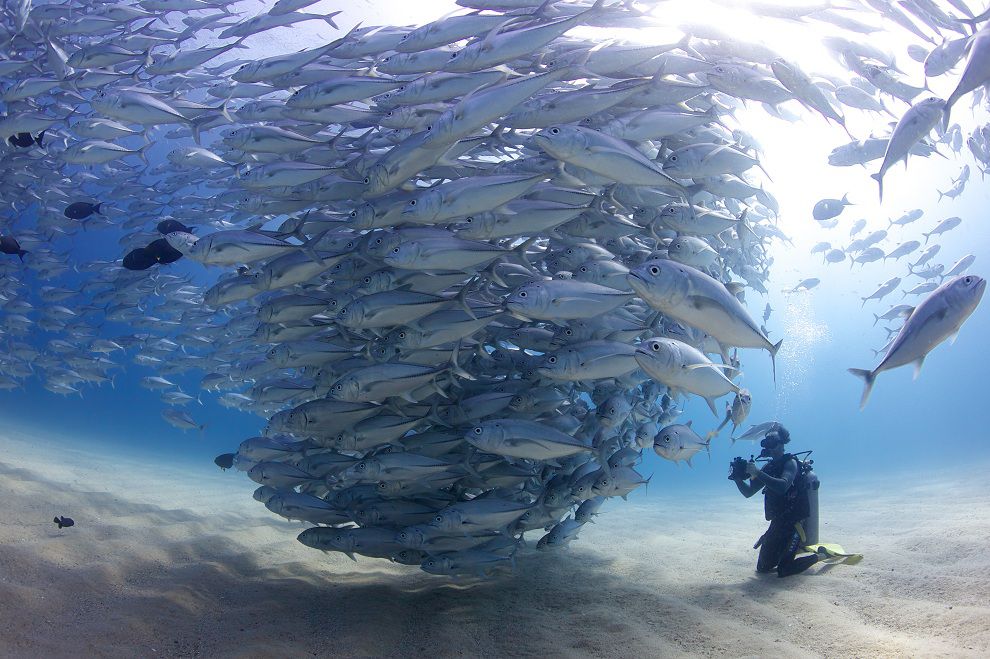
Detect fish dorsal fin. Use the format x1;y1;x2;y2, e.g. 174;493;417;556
481;17;518;47
686;420;692;428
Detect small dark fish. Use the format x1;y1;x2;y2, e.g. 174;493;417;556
53;515;74;529
214;453;236;471
146;238;183;265
124;239;183;270
123;247;156;270
157;219;194;235
0;235;28;261
7;131;44;148
64;201;103;220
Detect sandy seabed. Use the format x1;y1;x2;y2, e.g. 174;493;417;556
0;428;987;659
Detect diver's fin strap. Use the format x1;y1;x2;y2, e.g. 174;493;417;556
794;521;807;544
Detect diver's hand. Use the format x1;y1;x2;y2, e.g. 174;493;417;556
745;461;761;479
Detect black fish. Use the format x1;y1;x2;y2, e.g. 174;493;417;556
0;235;28;261
123;247;156;270
146;238;183;265
53;516;74;529
7;131;43;148
214;453;236;471
64;201;103;220
157;219;194;235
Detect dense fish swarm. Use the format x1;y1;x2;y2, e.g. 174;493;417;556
0;0;986;575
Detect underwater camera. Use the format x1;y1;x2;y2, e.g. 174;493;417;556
728;456;753;481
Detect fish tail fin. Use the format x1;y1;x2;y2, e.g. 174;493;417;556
870;172;883;203
872;313;880;326
448;341;476;381
847;368;876;410
769;338;783;384
17;249;27;261
137;142;152;166
941;97;953;132
324;10;342;30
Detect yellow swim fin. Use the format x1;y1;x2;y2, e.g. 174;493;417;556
804;542;863;565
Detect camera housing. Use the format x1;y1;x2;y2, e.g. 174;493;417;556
728;456;750;481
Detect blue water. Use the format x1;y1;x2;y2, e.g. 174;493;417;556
2;1;988;526
3;181;986;494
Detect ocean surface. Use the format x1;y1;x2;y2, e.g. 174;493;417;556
1;0;989;656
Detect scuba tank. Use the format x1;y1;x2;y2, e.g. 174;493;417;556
779;451;819;545
803;464;819;546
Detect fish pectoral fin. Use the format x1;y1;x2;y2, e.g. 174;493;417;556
683;362;738;374
549;296;586;307
686;294;721;312
912;356;925;380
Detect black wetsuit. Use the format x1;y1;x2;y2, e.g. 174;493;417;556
737;455;820;577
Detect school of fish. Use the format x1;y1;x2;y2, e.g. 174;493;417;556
0;0;986;575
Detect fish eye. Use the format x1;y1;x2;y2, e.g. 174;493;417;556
409;199;416;206
450;52;457;58
550;127;559;134
392;247;400;253
426;125;432;131
363;177;370;184
965;276;973;284
434;515;443;523
398;331;406;338
669;155;678;162
519;291;527;297
650;266;659;275
473;427;482;435
548;356;556;363
651;342;660;351
565;329;572;335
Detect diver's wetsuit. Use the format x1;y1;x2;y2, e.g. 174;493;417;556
737;455;820;577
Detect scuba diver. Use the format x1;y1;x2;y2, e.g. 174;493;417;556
730;424;823;577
